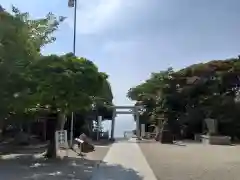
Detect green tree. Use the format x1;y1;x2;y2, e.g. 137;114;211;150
175;59;240;137
0;6;64;138
26;53;109;157
128;58;240;139
0;6;114;158
127;69;176;125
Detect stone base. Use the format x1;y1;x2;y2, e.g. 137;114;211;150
160;130;173;144
201;135;231;145
109;138;115;142
136;137;142;141
81;141;95;153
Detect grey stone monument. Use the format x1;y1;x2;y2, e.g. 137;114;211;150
201;118;231;145
205;118;218;135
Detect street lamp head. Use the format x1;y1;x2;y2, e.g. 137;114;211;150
68;0;75;7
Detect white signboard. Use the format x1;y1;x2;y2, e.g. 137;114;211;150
98;116;102;127
55;130;68;157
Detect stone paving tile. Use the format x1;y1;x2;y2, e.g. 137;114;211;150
90;139;156;180
139;140;240;180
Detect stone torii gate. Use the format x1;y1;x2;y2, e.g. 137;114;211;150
110;106;141;140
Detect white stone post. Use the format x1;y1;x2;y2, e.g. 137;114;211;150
141;124;145;138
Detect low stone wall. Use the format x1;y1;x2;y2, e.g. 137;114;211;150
201;135;231;145
144;132;156;139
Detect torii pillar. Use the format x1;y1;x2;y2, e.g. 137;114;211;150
110;109;116;141
134;106;141;140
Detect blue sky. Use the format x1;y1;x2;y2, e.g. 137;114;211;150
1;0;240;137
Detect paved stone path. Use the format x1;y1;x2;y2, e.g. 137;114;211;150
139;140;240;180
3;139;240;179
90;139;157;180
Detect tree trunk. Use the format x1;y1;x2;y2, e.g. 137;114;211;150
0;122;3;141
160;120;173;144
0;119;5;141
43;120;46;141
45;112;66;158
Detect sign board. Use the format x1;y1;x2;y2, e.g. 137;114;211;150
55;130;69;156
98;116;102;129
75;138;84;144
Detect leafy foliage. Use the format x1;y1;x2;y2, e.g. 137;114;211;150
128;58;240;138
11;6;66;51
0;6;66;116
0;6;114;157
26;53;109;114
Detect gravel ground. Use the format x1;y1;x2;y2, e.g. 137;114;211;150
139;140;240;180
0;143;111;180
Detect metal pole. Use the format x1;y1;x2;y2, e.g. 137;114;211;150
97;116;99;141
70;112;74;147
97;116;102;141
68;0;77;148
73;0;77;55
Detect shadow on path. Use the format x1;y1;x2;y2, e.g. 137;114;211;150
0;153;143;180
91;161;144;180
0;142;47;156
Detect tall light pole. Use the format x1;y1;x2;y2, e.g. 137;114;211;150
68;0;77;54
68;0;77;147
